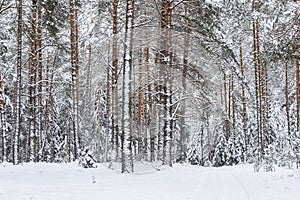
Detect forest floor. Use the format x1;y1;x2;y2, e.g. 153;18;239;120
0;162;300;200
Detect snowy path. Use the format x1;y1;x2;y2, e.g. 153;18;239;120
0;163;299;200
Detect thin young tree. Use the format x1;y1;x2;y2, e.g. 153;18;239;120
111;0;119;161
0;74;7;162
137;47;143;161
285;62;291;136
295;0;300;132
231;72;235;135
105;41;111;162
128;0;135;170
179;3;190;163
239;36;248;146
224;73;230;139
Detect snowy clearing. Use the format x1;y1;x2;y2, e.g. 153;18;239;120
0;163;300;200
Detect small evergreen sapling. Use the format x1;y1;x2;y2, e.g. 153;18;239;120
79;148;97;168
213;134;227;167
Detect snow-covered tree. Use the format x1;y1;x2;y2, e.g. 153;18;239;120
213;134;227;167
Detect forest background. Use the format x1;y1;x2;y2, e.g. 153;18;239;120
0;0;299;172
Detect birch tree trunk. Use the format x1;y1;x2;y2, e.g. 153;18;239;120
128;0;135;170
121;0;134;173
14;0;23;165
0;74;7;162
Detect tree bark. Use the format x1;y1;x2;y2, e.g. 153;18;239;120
14;0;23;165
111;0;119;161
27;0;38;162
160;0;173;167
128;0;135;171
297;58;300;132
231;72;235;135
137;47;144;161
0;74;7;162
69;0;80;160
179;4;190;163
224;74;229;139
252;0;261;159
295;0;300;132
105;41;111;163
37;0;43;161
240;37;248;146
121;0;134;173
285;62;291;136
228;73;231;138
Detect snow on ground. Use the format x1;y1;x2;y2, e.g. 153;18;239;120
0;162;300;200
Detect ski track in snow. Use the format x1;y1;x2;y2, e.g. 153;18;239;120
0;163;300;200
224;168;250;200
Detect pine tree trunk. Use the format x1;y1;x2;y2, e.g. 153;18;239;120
160;0;173;166
69;0;79;160
27;0;38;162
297;58;300;132
111;0;119;161
256;16;265;154
145;44;152;162
37;0;43;161
252;0;261;159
